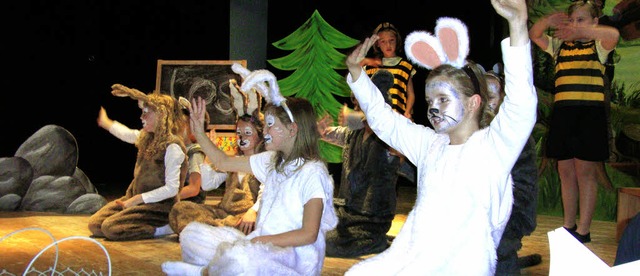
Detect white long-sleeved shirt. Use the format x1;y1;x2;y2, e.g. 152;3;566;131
345;39;538;275
199;164;228;191
108;121;184;203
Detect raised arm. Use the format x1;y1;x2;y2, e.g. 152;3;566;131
554;23;620;50
317;113;348;147
488;0;538;173
491;0;529;46
346;35;379;82
97;107;114;130
528;12;568;50
189;97;252;173
98;107;139;144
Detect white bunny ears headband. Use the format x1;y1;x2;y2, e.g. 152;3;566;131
404;17;484;93
231;63;295;123
404;17;469;70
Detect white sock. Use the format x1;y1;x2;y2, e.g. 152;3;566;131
154;224;175;237
162;261;205;276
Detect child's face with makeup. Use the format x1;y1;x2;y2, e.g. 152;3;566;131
263;112;291;151
425;79;466;133
236;120;259;152
140;106;158;133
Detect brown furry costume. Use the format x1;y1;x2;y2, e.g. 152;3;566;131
88;84;187;241
169;81;264;235
169;171;261;234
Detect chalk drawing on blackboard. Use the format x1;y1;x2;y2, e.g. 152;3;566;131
155;60;247;128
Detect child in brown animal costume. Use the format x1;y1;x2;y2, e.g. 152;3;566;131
89;84;188;241
169;84;266;235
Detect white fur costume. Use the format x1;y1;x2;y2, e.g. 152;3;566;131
165;151;336;276
345;18;537;275
163;65;337;276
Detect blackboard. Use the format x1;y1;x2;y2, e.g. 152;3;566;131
155;60;247;129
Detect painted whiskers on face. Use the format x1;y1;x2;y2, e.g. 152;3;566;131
236;121;257;150
237;127;253;149
425;81;465;133
264;114;275;144
263;112;292;152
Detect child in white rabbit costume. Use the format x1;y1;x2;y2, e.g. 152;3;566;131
162;64;337;276
344;0;536;274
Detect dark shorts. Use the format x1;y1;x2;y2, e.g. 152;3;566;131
545;105;609;161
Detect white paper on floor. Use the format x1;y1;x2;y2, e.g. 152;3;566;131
548;227;640;276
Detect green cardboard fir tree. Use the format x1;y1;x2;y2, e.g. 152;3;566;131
268;10;359;163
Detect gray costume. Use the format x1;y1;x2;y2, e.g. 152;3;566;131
325;126;401;257
495;136;539;274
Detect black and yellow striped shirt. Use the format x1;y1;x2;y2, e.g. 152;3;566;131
365;57;415;114
553;40;606;107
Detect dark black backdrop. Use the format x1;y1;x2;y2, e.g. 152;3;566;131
266;0;505;130
1;0;231;190
1;1;504;191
